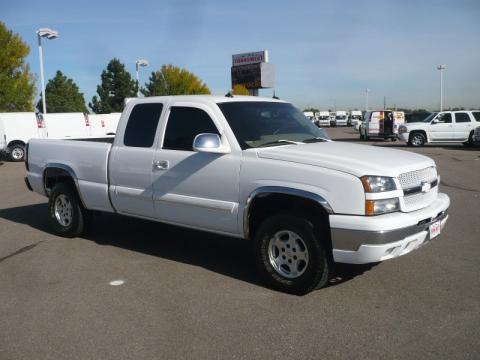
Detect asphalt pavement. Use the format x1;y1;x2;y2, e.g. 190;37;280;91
0;128;479;360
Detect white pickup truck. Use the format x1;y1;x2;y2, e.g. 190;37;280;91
25;96;450;294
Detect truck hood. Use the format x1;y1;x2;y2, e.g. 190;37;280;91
404;122;428;131
256;141;435;177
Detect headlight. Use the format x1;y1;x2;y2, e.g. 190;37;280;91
398;125;408;134
361;176;397;193
365;198;400;215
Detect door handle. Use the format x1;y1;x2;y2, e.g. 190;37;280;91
153;160;169;170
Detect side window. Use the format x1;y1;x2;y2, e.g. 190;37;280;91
455;113;471;123
163;107;219;151
436;113;452;123
124;103;163;147
473;112;480;122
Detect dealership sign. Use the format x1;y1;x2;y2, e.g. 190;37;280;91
232;51;269;66
231;62;274;89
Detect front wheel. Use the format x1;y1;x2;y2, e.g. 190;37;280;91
254;214;331;295
409;132;426;147
48;183;90;238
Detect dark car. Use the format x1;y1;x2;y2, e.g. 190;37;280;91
405;112;431;123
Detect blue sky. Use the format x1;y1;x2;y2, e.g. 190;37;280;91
2;0;480;110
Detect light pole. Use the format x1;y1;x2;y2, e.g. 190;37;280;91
436;64;447;111
36;28;59;114
135;59;149;97
365;88;370;111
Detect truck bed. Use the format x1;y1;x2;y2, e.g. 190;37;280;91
27;138;114;212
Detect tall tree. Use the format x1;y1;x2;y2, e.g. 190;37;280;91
142;64;210;97
36;70;87;113
0;22;36;112
89;58;137;113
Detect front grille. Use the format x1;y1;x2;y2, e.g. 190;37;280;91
403;186;438;212
399;167;437;189
399;167;438;212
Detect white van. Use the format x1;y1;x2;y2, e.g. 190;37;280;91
0;112;47;161
349;110;363;127
360;111;405;140
335;111;348;126
102;113;121;135
44;113;91;139
316;111;330;127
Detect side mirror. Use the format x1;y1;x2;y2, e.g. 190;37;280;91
431;119;438;124
193;133;230;154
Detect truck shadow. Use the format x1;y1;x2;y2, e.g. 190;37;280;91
0;203;377;291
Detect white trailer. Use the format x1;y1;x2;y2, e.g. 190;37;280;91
0;112;47;161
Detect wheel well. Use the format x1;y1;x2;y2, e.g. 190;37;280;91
43;167;77;197
247;193;332;254
410;130;427;138
7;140;26;149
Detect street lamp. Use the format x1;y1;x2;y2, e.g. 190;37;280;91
135;59;149;97
436;64;447;111
365;88;370;111
36;28;59;114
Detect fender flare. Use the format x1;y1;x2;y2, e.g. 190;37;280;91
242;186;333;239
43;163;87;207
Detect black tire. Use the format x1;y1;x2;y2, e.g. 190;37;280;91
48;182;89;238
464;131;474;147
409;132;425;147
254;214;331;295
8;144;25;162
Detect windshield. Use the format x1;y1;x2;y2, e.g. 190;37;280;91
422;113;438;122
319;116;329;120
218;101;329;149
336;115;346;119
351;115;361;119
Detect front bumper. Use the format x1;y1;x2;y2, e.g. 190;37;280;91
399;132;409;142
330;193;450;264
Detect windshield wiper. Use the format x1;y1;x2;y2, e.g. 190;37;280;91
258;139;300;148
302;137;328;143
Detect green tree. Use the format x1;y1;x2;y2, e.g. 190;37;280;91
89;58;138;113
232;84;249;95
0;22;36;112
36;70;87;113
141;64;210;96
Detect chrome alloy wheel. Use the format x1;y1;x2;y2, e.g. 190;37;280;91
54;194;73;227
268;230;309;279
11;147;24;160
411;134;424;146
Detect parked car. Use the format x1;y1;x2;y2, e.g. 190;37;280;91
25;95;450;294
360;111;405;140
473;126;480;146
316;111;330;127
335;110;348;126
0;112;47;161
398;110;480;147
405;112;431;123
349;110;363;127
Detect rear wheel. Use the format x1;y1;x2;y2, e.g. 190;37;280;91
463;131;474;147
48;183;90;238
254;214;331;295
409;132;425;147
8;144;25;162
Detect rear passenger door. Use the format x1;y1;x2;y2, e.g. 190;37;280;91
109;102;164;218
152;102;241;234
453;112;474;140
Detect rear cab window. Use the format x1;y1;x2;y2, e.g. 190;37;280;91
124;103;164;147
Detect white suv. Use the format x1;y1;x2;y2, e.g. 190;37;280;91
399;111;480;146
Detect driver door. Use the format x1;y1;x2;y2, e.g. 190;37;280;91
152;102;241;234
429;112;454;141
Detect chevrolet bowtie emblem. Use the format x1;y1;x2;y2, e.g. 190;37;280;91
421;182;431;193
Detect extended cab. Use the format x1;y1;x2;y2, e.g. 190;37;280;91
25;96;450;294
399;110;480;146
